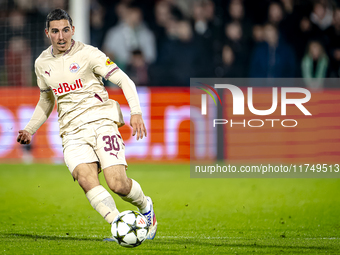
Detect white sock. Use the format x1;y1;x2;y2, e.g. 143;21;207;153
140;201;150;214
86;185;119;224
120;179;148;211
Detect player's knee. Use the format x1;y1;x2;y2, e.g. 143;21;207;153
108;179;130;196
73;165;99;192
77;175;99;192
77;174;90;186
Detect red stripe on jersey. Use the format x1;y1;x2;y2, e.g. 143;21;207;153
105;66;119;80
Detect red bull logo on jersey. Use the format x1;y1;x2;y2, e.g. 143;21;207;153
69;63;80;73
52;79;83;95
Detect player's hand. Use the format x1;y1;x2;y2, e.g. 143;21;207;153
17;130;32;145
130;114;147;140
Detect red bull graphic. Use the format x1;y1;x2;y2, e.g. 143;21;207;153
69;63;80;73
52;79;83;95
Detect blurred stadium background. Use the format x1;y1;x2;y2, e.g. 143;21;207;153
1;0;340;164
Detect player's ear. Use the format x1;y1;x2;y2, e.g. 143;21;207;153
45;28;49;38
72;26;75;36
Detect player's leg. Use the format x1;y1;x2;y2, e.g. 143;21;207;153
103;165;157;239
71;162;119;224
64;138;120;224
72;162;100;193
102;165;147;209
94;122;148;210
94;120;157;238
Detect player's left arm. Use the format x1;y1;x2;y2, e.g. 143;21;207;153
90;47;147;140
108;69;147;140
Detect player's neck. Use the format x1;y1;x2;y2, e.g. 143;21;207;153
51;40;75;56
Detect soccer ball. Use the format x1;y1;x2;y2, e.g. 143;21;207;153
111;210;149;248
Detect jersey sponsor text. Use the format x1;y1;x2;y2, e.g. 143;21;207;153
52;79;83;95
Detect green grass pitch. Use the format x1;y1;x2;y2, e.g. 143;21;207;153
0;163;339;254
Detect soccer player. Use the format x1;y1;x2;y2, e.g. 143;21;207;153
16;9;157;240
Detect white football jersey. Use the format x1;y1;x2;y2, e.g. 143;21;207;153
34;40;124;136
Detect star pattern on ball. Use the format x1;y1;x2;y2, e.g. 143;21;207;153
126;222;140;236
131;238;143;247
126;212;144;237
116;215;125;224
112;211;149;248
131;211;141;217
113;216;128;245
114;231;127;245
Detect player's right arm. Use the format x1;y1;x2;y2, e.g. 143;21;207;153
17;66;55;145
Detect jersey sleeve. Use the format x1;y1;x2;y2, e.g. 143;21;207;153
35;62;50;91
107;68;142;115
89;46;142;115
89;47;120;80
24;63;55;135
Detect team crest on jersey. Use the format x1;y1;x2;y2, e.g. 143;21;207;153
106;58;114;66
69;63;80;73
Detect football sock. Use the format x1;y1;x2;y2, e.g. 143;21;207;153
140;201;150;214
86;185;119;224
120;179;148;212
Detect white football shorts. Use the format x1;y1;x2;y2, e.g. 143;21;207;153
62;119;127;174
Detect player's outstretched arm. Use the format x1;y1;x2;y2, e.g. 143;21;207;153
17;89;55;144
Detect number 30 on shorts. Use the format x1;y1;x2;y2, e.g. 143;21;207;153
103;135;121;152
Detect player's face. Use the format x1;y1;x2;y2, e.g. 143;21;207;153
45;19;75;55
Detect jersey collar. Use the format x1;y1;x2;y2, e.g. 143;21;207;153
51;39;75;58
